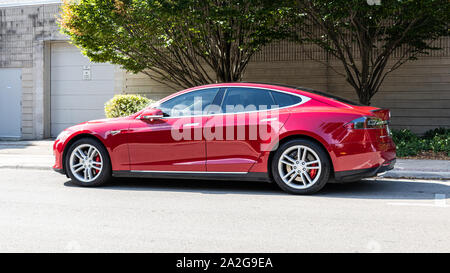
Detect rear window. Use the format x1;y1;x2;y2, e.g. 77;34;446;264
301;89;363;106
271;91;302;107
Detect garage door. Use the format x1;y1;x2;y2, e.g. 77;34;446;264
0;68;21;138
50;42;117;137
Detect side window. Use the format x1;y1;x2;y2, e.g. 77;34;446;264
158;88;219;117
271;91;302;107
221;87;276;113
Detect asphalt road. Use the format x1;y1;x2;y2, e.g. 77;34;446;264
0;169;449;252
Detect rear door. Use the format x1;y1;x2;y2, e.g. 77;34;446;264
205;87;291;172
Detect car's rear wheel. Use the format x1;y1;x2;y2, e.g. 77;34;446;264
271;139;330;194
65;138;111;187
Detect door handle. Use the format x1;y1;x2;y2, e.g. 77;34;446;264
183;123;199;127
110;129;124;136
260;118;278;122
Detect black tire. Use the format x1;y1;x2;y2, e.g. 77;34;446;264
65;138;112;187
271;139;331;194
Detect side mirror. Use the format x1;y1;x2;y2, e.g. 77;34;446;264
137;108;165;121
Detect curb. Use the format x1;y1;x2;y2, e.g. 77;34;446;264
0;165;52;171
382;171;450;180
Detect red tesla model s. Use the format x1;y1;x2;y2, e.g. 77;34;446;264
53;82;396;194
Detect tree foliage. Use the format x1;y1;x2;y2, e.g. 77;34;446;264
294;0;450;105
60;0;294;89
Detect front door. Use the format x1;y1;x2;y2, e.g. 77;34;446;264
127;116;209;171
127;88;220;171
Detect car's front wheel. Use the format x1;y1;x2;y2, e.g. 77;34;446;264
65;138;111;187
271;139;330;194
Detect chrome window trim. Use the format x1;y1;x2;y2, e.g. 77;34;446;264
151;86;312;119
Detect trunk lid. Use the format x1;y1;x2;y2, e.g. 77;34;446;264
370;108;391;121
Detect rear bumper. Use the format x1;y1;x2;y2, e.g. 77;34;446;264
330;133;396;174
333;159;396;182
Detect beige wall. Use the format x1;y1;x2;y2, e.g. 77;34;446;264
122;57;450;134
245;58;450;134
20;67;34;137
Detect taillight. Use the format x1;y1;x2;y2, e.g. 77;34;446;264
344;116;387;129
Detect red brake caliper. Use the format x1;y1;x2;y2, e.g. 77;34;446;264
94;155;100;174
309;163;318;179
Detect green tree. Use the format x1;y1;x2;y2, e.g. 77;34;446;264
59;0;293;89
294;0;450;105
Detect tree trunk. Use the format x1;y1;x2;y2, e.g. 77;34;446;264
357;86;372;106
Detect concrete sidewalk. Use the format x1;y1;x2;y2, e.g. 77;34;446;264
0;140;54;170
0;140;449;180
381;159;450;180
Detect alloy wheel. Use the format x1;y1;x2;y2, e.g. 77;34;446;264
69;144;103;183
278;145;322;189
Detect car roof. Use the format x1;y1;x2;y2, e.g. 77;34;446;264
194;82;364;106
159;82;363;107
186;82;313;93
241;82;363;106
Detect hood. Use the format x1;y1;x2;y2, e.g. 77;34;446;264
84;117;124;124
64;117;128;132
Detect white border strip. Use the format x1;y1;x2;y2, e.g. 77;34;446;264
0;1;61;8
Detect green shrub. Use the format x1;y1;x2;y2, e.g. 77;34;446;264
105;94;154;118
391;128;418;143
429;134;450;156
392;128;450;157
394;138;430;157
423;127;450;139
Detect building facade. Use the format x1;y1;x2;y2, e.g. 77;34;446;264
0;1;449;139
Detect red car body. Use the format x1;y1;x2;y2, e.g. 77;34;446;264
53;83;396;183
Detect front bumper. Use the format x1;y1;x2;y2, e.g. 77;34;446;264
333;159;396;182
53;167;65;175
53;138;65;174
